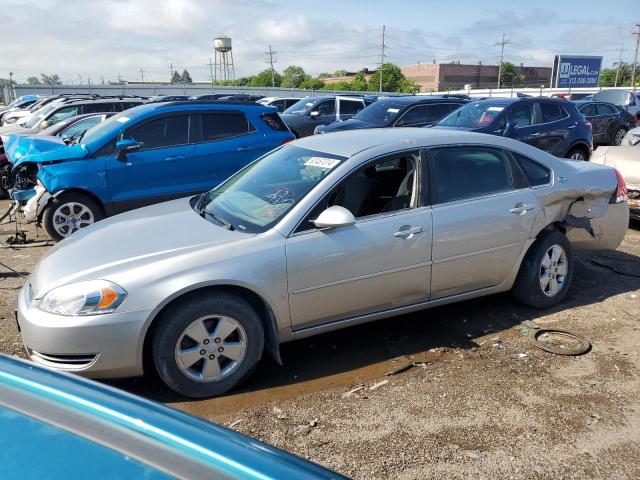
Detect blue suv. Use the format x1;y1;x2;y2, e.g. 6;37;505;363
433;97;593;161
8;101;294;240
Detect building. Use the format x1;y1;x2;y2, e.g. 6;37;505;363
401;62;552;92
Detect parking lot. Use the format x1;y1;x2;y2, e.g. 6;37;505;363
0;200;638;479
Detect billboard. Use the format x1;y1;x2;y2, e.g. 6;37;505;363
553;55;602;88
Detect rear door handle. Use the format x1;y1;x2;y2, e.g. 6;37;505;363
394;226;423;238
237;146;251;152
165;155;185;162
530;132;540;137
510;203;538;215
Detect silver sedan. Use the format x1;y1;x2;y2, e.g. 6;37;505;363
17;128;629;398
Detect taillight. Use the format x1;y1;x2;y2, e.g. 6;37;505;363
281;137;294;145
613;168;628;204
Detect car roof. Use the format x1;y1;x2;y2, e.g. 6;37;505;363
0;355;341;479
376;96;467;105
293;126;515;157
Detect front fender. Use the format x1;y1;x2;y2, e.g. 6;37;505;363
36;157;110;205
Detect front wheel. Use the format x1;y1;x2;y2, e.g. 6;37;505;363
151;293;264;398
42;192;103;241
512;231;574;308
612;128;627;146
565;147;588;161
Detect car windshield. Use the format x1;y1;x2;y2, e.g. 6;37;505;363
23;104;57;128
80;110;132;146
197;145;346;233
283;98;317;115
437;101;506;128
353;100;406;126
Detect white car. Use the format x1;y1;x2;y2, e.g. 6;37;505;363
256;97;301;113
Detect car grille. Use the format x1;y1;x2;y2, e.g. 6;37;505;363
29;350;97;369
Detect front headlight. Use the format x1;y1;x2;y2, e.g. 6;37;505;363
39;280;127;316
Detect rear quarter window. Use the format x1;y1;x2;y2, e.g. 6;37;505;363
201;112;255;141
540;103;568;123
513;152;551;186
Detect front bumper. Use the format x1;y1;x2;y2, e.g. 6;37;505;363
17;280;151;379
10;182;46;223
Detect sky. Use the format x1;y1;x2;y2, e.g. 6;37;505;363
0;0;638;84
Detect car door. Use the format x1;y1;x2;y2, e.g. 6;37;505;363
191;111;267;192
429;146;538;299
595;103;617;143
106;113;195;212
504;102;540;147
534;101;571;154
579;103;602;142
337;98;365;120
304;99;337;136
286;150;432;329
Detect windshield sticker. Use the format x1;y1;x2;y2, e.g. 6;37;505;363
387;108;400;113
116;116;130;123
487;107;504;112
304;157;341;169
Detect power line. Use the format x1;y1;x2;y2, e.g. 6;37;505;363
496;33;509;89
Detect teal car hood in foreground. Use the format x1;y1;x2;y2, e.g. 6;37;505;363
0;355;345;479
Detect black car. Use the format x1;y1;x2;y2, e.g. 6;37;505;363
190;93;265;102
592;89;640;122
314;95;468;134
280;95;376;137
434;97;593;160
573;100;633;146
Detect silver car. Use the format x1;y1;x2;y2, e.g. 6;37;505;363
17;129;629;398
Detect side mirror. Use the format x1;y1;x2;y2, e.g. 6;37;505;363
312;205;356;229
502;121;516;137
309;111;320;118
115;138;143;161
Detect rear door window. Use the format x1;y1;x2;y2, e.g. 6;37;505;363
595;103;616;116
508;103;535;127
313;100;336;116
512;152;551;186
539;103;567;123
580;104;596;116
200;112;254;141
126;115;189;149
431;147;514;204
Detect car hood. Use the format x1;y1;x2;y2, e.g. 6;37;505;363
1;134;66;164
9;141;88;168
30;197;255;298
0;124;30;135
317;119;374;133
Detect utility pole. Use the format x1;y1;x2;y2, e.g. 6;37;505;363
632;24;640;91
265;45;277;87
168;63;175;83
77;73;83;85
379;25;386;92
615;43;624;87
8;72;14;101
496;33;509;89
207;58;215;85
139;67;145;84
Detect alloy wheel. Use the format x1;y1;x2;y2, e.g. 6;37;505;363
174;315;247;383
614;129;626;146
52;202;95;237
569;151;586;161
539;244;568;297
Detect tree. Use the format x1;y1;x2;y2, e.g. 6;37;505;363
299;76;325;90
500;62;524;87
350;71;368;91
249;69;282;87
332;69;348;77
281;65;307;88
170;70;182;83
27;76;41;85
40;73;62;85
368;63;407;92
180;69;193;84
600;62;633;87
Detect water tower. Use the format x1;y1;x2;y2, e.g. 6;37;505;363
214;36;235;82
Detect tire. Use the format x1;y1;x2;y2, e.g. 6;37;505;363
42;192;103;241
512;230;574;309
612;127;627;146
565;146;588;161
151;293;264;398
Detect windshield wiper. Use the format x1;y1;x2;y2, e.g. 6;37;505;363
201;208;234;231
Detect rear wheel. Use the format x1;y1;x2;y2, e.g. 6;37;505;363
565;147;588;161
612;127;627;146
43;192;103;241
512;230;574;308
151;293;264;398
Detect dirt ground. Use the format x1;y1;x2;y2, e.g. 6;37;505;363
1;199;639;479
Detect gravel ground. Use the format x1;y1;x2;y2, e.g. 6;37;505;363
1;200;639;479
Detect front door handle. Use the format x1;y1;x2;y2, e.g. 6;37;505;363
510;203;538;215
165;155;185;162
237;146;251;152
394;226;423;238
